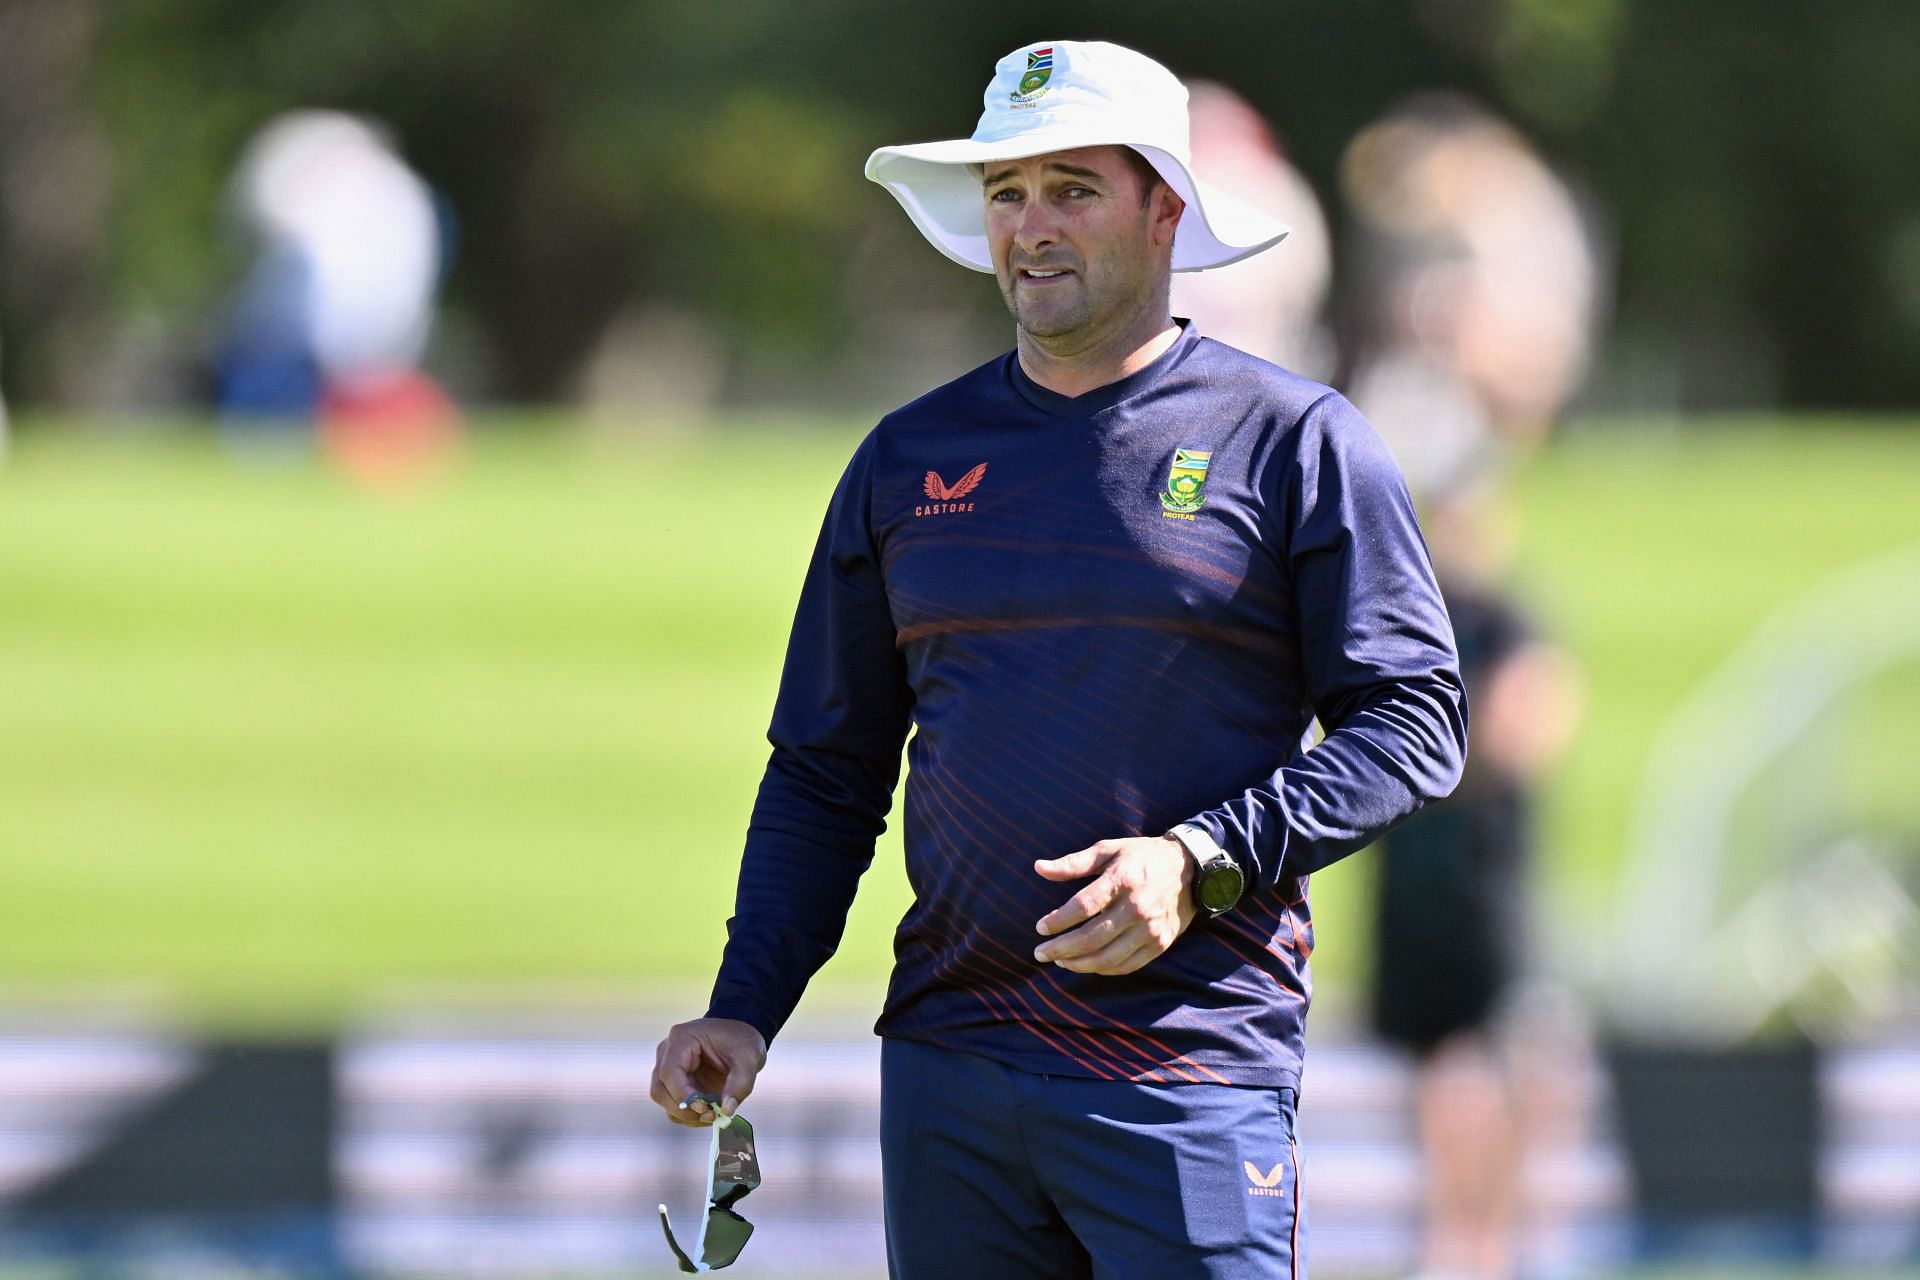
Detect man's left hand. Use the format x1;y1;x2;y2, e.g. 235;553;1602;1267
1032;836;1197;975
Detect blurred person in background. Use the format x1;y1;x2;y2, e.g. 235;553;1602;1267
652;39;1468;1279
1168;81;1334;382
215;109;460;484
1339;93;1601;492
1335;94;1599;1280
1370;474;1585;1280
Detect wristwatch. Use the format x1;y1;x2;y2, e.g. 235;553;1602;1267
1166;824;1246;918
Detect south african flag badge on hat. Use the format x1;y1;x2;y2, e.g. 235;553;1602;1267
1011;47;1054;103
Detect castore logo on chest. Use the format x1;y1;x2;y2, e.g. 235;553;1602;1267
915;462;987;517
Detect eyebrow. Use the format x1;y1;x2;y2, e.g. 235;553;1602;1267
981;162;1106;186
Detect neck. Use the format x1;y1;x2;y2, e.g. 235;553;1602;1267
1016;308;1181;399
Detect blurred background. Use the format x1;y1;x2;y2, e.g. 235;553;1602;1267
1;2;1917;1278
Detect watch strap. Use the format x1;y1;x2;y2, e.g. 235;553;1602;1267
1166;823;1244;917
1166;823;1229;867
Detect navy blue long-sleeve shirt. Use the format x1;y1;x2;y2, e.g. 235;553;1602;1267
705;319;1467;1088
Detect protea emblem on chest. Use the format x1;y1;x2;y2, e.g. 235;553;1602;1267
1160;448;1212;518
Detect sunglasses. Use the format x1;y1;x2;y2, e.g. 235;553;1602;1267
657;1098;761;1273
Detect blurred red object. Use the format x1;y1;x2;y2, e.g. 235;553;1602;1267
319;371;462;488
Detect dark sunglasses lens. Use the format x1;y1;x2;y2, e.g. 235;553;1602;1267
714;1116;761;1193
701;1205;755;1269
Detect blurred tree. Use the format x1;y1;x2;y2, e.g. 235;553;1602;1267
0;0;1911;410
1578;0;1920;407
84;0;880;402
0;0;112;408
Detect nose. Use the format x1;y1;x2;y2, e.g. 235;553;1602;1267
1012;198;1060;258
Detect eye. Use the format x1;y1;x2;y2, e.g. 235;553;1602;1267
987;187;1021;204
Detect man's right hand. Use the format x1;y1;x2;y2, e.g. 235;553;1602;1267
650;1017;768;1127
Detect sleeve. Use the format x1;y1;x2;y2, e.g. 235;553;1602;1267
703;428;914;1045
1177;392;1469;888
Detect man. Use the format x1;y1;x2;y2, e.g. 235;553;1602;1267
650;41;1467;1278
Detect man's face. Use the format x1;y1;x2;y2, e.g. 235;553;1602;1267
981;145;1181;346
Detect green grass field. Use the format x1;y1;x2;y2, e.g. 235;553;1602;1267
2;416;1918;1032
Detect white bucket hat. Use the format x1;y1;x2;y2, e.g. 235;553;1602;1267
865;40;1290;274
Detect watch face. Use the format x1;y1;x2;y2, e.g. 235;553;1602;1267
1198;861;1244;913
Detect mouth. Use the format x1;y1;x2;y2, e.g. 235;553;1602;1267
1016;267;1075;284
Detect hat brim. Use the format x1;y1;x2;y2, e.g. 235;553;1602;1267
865;136;1289;274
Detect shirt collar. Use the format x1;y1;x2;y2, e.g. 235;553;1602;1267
1006;317;1201;418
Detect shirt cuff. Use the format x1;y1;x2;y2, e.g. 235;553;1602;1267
703;1002;779;1049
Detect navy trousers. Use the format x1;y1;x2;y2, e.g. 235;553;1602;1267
879;1037;1306;1279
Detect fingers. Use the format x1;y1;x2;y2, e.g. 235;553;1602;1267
1036;872;1120;940
720;1056;761;1118
656;1036;703;1108
650;1075;711;1126
1096;938;1160;975
1035;843;1131;939
652;1029;724;1126
716;1021;768;1116
1037;894;1163;973
1047;927;1157;976
1033;841;1115;883
1034;903;1126;962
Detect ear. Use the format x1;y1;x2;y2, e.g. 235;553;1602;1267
1151;184;1186;248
